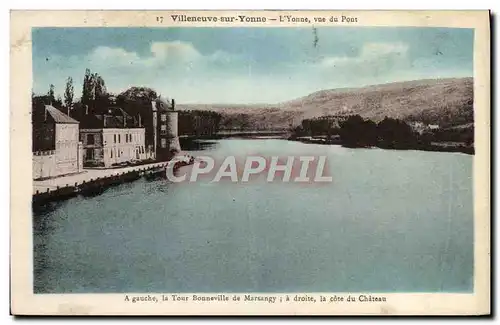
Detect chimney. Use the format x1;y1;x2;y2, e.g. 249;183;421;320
151;100;157;112
123;110;126;128
44;105;48;121
103;114;106;127
138;114;142;127
171;98;175;111
85;105;89;115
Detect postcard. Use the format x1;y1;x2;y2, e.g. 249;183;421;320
10;10;490;315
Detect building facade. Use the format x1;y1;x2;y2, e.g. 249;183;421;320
32;105;83;179
80;128;148;167
79;107;150;167
410;121;441;135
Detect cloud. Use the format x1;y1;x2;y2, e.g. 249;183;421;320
149;41;202;64
35;41;250;101
84;41;237;70
319;42;409;68
312;42;412;87
360;42;408;58
88;46;141;66
85;41;410;73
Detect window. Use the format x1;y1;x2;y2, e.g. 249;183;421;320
161;114;167;122
118;134;121;143
118;150;120;157
160;125;167;131
114;134;117;143
161;138;167;148
87;134;95;145
110;149;113;158
86;148;94;160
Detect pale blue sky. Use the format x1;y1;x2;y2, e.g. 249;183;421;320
32;27;474;104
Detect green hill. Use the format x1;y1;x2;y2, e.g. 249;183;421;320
176;77;473;130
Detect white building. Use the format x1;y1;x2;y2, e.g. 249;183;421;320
410;121;440;134
80;128;148;167
32;105;83;179
79;107;151;167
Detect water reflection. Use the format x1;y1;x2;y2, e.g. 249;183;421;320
180;137;218;151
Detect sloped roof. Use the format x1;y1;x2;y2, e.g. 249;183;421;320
79;107;139;129
96;115;128;128
45;105;79;124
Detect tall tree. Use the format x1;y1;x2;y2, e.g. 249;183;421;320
64;76;74;114
47;84;55;104
93;73;107;102
81;69;108;110
81;68;93;107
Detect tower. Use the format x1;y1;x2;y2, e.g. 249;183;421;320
151;101;158;159
152;98;181;161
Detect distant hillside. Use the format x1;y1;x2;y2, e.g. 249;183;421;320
176;77;474;130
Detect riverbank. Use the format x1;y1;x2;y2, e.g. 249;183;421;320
289;137;474;155
180;130;289;141
33;155;195;206
33;161;168;195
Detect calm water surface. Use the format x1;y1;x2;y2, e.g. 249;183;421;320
33;139;473;293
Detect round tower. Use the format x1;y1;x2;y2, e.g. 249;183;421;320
155;98;181;161
165;110;180;153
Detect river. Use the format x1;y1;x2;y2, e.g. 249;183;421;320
33;139;473;293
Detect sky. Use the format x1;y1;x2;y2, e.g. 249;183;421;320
32;27;474;104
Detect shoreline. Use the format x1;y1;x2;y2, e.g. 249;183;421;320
32;155;194;207
181;135;475;155
287;137;474;155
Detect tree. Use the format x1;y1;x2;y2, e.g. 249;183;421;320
92;73;107;108
47;84;55;104
81;68;93;107
81;69;109;110
377;117;416;149
64;76;74;114
118;86;158;104
93;74;107;100
338;115;378;147
116;86;158;117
